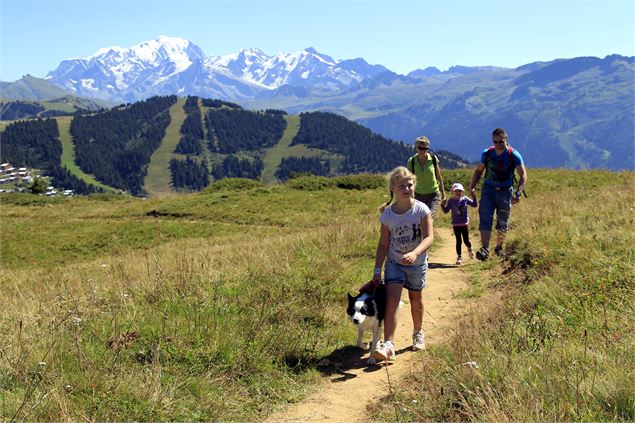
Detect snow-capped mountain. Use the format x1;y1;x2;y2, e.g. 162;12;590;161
44;36;390;102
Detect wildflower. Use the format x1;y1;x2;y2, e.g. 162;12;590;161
101;264;107;268
38;361;46;368
71;316;82;325
64;384;73;393
462;361;479;369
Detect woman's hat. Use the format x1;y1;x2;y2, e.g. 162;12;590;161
451;183;465;192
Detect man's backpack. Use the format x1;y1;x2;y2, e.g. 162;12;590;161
408;153;438;174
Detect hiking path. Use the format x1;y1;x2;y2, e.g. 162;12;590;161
265;226;478;422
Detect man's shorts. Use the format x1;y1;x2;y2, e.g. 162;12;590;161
478;184;513;232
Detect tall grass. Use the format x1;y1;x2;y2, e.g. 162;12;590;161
1;180;386;421
371;169;634;421
1;169;632;421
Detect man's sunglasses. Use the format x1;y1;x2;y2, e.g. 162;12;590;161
417;146;429;151
493;140;506;144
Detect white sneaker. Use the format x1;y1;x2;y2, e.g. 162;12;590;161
412;332;426;351
455;257;462;265
372;341;396;361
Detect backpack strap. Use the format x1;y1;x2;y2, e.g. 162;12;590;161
408;155;416;173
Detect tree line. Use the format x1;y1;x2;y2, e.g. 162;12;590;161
70;95;177;195
206;109;286;154
275;156;330;181
291;111;413;174
0;118;98;194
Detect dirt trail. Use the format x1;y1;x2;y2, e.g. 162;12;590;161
265;227;475;422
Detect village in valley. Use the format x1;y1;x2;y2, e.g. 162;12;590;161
0;162;73;196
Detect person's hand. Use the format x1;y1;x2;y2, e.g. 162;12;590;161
470;187;476;197
400;252;418;265
441;198;447;206
512;196;520;205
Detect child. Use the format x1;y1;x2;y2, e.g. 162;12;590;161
363;166;434;362
440;182;478;265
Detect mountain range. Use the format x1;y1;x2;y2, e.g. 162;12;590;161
1;35;633;170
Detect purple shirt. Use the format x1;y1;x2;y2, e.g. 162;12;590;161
441;196;478;226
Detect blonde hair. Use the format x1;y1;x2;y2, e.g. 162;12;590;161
379;166;417;212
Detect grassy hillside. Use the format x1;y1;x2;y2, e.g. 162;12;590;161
0;169;632;421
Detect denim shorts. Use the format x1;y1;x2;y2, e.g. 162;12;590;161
384;259;427;291
478;184;513;232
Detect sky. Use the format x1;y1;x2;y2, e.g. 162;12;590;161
1;0;633;82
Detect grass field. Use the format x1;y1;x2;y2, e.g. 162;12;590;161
0;169;633;421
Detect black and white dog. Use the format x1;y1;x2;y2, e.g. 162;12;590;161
346;284;386;365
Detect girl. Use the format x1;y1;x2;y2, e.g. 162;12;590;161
440;182;478;265
368;166;433;361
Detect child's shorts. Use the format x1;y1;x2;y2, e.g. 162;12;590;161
384;259;427;291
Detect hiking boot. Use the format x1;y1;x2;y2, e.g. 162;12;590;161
468;248;475;259
372;341;396;362
494;245;503;256
476;247;489;261
412;331;426;351
455;256;462;265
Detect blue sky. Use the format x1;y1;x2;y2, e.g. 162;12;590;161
1;0;633;82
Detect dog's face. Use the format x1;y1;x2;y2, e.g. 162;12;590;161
347;293;377;325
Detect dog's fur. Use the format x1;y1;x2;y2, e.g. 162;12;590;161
346;284;386;365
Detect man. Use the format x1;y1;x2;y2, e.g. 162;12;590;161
469;128;527;260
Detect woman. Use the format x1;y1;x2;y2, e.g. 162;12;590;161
407;136;445;217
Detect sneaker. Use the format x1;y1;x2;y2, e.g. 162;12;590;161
494;245;503;256
372;341;396;362
475;247;489;261
468;248;475;259
412;331;426;351
455;257;462;265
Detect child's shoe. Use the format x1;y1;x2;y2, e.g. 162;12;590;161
412;331;426;351
372;341;396;362
476;247;489;261
455;256;462;265
468;248;475;259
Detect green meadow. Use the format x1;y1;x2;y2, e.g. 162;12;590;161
0;169;633;421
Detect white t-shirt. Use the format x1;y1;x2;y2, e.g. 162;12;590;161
379;200;431;266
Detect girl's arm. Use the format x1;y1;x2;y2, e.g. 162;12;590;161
468;195;478;207
401;213;434;264
440;198;450;213
372;224;391;284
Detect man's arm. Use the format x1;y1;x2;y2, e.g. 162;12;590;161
469;163;485;196
512;164;527;204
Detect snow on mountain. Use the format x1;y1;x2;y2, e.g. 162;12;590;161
43;36;394;102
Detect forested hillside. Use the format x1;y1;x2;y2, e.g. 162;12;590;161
1;96;470;196
0;118;98;194
70;95;177;195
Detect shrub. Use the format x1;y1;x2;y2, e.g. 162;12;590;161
333;174;385;190
201;178;263;193
286;175;334;191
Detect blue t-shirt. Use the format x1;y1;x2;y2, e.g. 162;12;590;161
481;147;524;188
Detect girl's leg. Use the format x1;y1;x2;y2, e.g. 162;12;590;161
453;226;463;257
461;226;472;249
408;289;423;333
383;283;403;343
